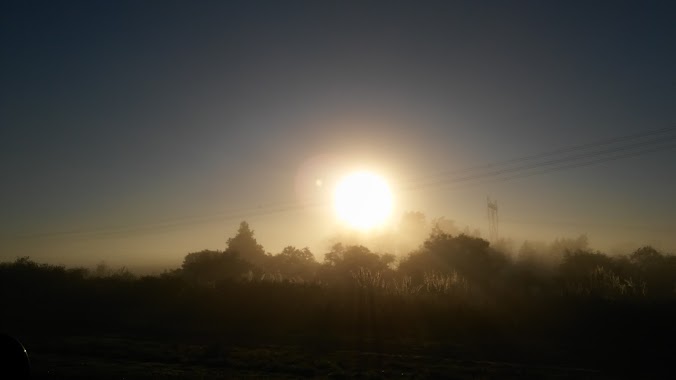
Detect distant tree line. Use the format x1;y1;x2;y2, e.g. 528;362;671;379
2;220;674;301
173;221;676;301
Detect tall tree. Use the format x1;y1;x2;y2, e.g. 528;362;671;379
226;221;266;266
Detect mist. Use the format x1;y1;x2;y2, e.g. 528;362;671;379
2;0;675;378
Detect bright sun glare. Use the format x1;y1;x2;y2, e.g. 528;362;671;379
334;171;393;230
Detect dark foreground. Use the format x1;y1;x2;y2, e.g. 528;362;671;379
24;335;611;379
3;241;676;379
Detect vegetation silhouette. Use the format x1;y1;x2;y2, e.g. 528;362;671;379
1;220;675;377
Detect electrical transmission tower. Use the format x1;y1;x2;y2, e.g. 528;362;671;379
487;197;499;243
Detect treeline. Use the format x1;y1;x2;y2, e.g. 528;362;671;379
1;221;675;373
176;221;676;301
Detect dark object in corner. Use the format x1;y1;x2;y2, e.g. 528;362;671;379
0;333;30;379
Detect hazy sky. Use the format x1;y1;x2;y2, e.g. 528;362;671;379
1;1;675;267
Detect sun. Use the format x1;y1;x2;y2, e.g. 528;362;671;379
334;171;393;229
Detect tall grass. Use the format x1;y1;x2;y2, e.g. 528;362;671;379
349;267;469;296
422;271;469;294
564;265;646;299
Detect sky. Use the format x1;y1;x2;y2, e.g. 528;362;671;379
1;1;675;268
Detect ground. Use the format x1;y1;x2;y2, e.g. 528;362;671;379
25;335;610;379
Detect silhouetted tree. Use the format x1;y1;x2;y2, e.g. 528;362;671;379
278;246;315;263
629;246;662;267
322;244;394;284
628;246;676;297
226;221;267;267
550;234;589;262
560;249;614;279
181;249;252;285
325;244;386;270
268;246;318;280
399;231;509;287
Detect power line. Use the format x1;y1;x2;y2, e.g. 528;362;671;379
431;142;676;192
33;128;676;239
83;142;676;238
21;126;676;239
407;125;675;184
403;135;676;191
